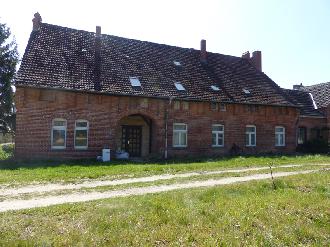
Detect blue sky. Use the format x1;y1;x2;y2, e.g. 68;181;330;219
1;0;329;88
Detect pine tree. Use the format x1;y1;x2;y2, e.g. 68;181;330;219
0;22;19;133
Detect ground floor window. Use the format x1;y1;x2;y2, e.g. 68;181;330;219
297;127;307;144
245;125;256;146
275;126;285;146
75;120;89;149
212;124;224;147
173;123;187;147
51;119;67;149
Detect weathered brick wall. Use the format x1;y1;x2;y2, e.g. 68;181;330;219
15;87;301;159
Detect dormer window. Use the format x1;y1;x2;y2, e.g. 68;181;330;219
243;89;251;94
211;85;220;91
174;82;186;91
129;76;141;87
173;61;182;66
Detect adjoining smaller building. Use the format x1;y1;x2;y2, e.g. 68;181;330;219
284;82;330;153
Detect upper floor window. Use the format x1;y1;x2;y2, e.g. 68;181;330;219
75;120;89;149
173;123;187;147
245;125;256;146
51;119;67;149
275;126;285;146
212;124;224;147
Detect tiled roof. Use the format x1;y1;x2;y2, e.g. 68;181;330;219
282;89;325;117
305;82;330;108
16;23;294;106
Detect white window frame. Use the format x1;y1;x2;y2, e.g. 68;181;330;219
74;120;89;149
245;125;256;147
212;124;224;147
51;118;67;150
173;123;187;147
275;126;285;147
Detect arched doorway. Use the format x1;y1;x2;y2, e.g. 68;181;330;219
116;114;152;157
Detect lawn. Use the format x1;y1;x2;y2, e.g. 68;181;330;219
0;171;329;246
0;144;330;185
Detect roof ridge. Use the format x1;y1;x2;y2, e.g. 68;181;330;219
41;23;242;60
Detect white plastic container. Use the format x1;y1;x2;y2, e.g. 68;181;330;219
102;149;111;162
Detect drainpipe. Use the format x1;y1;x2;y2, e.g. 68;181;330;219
164;97;174;159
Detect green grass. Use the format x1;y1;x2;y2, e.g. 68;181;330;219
0;171;329;246
0;149;330;185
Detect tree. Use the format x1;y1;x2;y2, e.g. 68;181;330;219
0;22;19;134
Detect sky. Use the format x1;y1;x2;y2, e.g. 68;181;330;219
0;0;329;89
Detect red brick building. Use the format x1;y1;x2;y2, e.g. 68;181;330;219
14;14;329;159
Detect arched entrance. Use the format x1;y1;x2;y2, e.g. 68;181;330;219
116;114;153;157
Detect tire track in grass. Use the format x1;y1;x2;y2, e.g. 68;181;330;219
1;164;329;196
0;169;328;212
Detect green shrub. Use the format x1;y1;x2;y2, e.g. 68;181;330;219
0;143;14;160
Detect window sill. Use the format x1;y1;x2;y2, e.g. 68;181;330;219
51;148;66;151
212;145;224;148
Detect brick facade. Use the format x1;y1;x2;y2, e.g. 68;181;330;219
15;87;300;159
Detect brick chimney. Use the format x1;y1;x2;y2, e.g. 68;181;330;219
32;12;42;31
251;51;262;71
94;26;101;91
96;26;101;38
200;39;207;64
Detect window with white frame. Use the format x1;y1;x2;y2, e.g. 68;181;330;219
245;125;256;146
75;120;89;149
51;119;67;149
212;124;224;147
275;126;285;146
173;123;187;147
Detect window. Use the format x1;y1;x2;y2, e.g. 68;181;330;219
243;89;251;95
212;124;224;147
51;119;67;149
174;82;186;91
173;123;187;147
245;125;256;146
173;61;181;66
275;126;285;146
75;120;89;149
220;103;226;111
297;127;306;144
211;85;220;91
210;102;218;111
129;76;141;87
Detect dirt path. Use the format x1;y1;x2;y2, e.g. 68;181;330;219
0;169;327;212
1;164;326;196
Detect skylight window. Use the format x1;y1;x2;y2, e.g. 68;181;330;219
129;76;141;87
173;61;182;66
243;89;251;94
211;85;220;91
174;82;186;91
